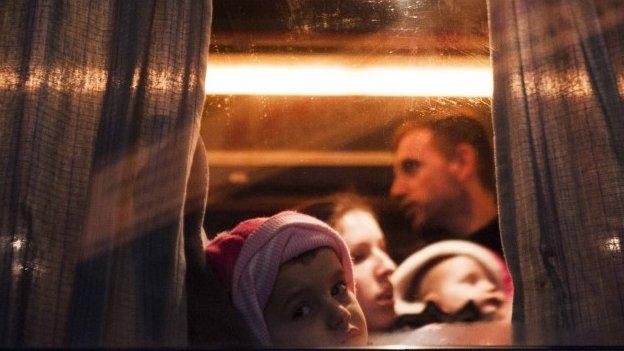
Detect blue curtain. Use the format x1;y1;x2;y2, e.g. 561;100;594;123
489;0;624;344
0;0;212;346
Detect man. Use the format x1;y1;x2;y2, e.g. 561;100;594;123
390;116;503;257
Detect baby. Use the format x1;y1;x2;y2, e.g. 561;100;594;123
392;240;511;323
205;211;368;347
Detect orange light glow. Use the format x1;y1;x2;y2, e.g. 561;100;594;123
205;54;492;97
206;151;392;167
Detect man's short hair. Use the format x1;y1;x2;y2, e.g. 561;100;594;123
392;116;496;192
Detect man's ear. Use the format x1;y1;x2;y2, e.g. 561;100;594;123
448;143;477;182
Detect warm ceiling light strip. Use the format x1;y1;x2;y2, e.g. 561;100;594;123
205;56;492;97
206;151;393;167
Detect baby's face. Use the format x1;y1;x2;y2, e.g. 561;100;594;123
420;255;505;317
263;248;368;347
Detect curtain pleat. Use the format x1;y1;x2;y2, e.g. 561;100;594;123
489;0;624;344
0;0;212;347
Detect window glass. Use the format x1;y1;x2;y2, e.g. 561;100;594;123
203;0;492;263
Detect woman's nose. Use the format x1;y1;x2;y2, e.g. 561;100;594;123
328;302;352;331
373;250;396;278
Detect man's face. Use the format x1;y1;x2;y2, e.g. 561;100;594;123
390;129;464;231
263;248;368;347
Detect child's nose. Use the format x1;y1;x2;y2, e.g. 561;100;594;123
480;278;497;292
328;302;351;331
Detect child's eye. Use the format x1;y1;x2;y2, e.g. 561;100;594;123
462;273;479;284
292;305;312;320
331;281;347;297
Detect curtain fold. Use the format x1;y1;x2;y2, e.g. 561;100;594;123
0;0;212;347
489;0;624;344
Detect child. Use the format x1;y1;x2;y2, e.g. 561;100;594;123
204;211;368;347
392;240;512;324
297;193;398;332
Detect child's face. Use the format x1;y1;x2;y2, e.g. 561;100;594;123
338;209;397;331
263;247;368;347
420;255;505;317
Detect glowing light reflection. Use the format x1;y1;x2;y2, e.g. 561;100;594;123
205;57;492;97
605;237;621;252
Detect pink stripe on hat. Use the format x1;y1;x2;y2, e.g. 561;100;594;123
205;211;354;346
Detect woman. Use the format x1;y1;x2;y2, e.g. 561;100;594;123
298;193;397;332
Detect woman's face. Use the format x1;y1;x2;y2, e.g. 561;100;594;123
337;209;397;331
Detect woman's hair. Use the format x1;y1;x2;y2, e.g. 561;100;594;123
295;192;376;231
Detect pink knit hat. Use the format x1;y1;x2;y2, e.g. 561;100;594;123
205;211;354;346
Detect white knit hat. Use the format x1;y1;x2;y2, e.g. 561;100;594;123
391;240;510;315
205;211;354;346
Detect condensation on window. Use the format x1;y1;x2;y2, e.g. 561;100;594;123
202;0;492;242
